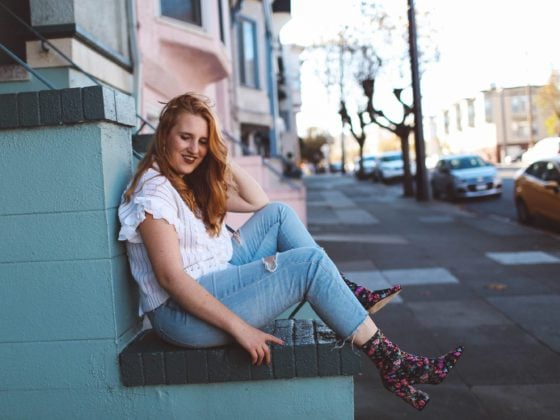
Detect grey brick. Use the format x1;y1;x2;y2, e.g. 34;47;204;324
83;85;116;121
250;358;274;380
207;347;251;383
17;91;40;126
118;320;362;387
119;352;144;387
272;319;295;379
294;319;318;377
39;90;62;125
114;89;136;127
142;351;165;385
185;349;208;384
0;93;18;128
61;88;84;123
315;321;340;377
165;351;187;385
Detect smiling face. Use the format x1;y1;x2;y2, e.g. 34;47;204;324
167;112;209;176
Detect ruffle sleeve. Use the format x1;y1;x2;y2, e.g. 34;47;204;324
118;176;183;243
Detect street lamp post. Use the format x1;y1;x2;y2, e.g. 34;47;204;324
407;0;429;201
339;39;346;173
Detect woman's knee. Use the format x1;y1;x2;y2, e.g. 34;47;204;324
277;247;326;266
260;201;295;221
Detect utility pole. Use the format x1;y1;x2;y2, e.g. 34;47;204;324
407;0;429;201
339;37;346;173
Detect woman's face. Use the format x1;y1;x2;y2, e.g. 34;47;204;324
167;112;209;176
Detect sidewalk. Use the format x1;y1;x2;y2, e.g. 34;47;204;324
303;174;560;420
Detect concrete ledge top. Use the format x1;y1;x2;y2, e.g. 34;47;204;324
119;319;362;387
0;85;136;130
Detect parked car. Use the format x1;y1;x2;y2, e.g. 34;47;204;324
521;137;560;165
514;156;560;225
431;154;502;200
373;151;414;183
354;155;378;179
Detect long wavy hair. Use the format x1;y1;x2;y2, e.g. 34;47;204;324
123;93;229;236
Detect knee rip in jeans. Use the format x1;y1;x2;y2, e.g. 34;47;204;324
232;229;241;244
262;254;278;272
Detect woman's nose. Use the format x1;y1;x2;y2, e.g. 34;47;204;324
188;139;199;153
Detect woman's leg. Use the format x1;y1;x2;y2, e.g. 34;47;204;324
149;247;369;347
230;202;401;312
149;246;462;411
229;202;317;265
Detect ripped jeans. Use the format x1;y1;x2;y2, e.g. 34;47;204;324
147;202;368;347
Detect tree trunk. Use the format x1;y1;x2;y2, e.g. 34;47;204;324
399;133;415;197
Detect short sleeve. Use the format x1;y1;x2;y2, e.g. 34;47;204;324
118;173;183;243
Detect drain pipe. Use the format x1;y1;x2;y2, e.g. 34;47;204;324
262;0;279;157
126;0;142;122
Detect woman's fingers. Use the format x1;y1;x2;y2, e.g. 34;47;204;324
266;334;285;346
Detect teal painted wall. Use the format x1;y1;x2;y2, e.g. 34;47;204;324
0;118;140;402
1;377;354;420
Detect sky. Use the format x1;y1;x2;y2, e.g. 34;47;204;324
280;0;560;137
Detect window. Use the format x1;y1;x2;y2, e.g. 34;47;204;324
455;104;462;131
526;161;547;179
512;121;530;138
511;96;527;114
160;0;201;26
484;97;493;123
467;99;475;127
543;162;560;182
238;17;259;88
443;111;449;134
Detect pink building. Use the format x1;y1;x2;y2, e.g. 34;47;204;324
135;0;306;226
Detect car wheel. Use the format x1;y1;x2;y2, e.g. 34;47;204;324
431;182;440;199
445;185;456;202
516;199;533;225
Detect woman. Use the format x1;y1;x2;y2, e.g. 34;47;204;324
118;93;463;411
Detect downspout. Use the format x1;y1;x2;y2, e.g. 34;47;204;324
126;0;142;120
262;0;279;156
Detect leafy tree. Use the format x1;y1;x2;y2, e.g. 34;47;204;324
299;127;333;168
536;70;560;136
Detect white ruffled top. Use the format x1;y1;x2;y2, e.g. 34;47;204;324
118;168;233;315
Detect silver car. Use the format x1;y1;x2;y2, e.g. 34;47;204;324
431;154;502;200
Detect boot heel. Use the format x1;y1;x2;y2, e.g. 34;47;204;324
368;286;402;314
383;375;430;411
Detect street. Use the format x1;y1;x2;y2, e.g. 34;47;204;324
303;173;560;420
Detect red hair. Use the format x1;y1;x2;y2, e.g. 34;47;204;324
124;93;229;236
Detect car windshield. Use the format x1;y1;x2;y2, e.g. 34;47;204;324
448;156;487;170
380;154;401;162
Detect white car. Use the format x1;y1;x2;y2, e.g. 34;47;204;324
354;155;378;179
374;151;415;183
431;154;502;200
521;137;560;165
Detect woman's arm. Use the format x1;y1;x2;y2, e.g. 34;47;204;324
139;214;283;365
226;160;269;212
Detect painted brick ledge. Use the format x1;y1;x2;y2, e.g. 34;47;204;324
0;85;136;129
119;319;362;387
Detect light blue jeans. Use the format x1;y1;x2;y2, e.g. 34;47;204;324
148;202;368;347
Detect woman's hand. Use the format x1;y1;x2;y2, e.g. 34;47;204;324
226;160;269;212
231;323;284;366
